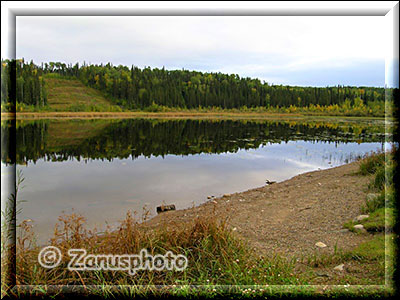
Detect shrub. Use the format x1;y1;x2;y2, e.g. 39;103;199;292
358;152;386;175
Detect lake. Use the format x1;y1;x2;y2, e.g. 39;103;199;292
1;117;391;244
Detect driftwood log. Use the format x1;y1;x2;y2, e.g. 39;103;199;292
156;204;176;214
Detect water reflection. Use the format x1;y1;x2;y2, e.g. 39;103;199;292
1;118;387;164
1;118;389;243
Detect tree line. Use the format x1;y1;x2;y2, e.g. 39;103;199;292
1;59;389;112
1;59;48;108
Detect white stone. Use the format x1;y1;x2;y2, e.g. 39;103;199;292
315;242;327;248
333;264;344;271
354;215;369;222
354;224;365;230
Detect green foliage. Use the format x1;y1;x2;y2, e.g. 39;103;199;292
355;150;397;233
371;160;394;190
344;207;395;232
358;152;386;175
347;234;386;261
361;208;395;232
1;59;48;110
358;150;395;200
2;59;393;116
364;191;385;213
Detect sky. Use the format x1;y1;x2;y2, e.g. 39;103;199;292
15;15;388;87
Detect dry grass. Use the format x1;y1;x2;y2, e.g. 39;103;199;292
6;209;301;292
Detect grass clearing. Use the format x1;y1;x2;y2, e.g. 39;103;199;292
44;76;122;112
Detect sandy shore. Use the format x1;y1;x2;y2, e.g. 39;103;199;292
144;161;373;256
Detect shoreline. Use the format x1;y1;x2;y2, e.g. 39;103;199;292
11;157;392;289
1;111;388;121
142;160;374;256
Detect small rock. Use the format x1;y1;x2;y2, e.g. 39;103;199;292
353;214;369;222
317;182;322;186
354;224;365;231
156;204;176;214
232;227;237;231
223;194;230;197
333;264;344;271
207;196;212;199
315;242;327;248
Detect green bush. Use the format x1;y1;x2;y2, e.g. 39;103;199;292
372;161;394;190
358;150;396;214
358;152;386;175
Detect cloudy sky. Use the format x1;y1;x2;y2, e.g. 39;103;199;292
16;15;387;87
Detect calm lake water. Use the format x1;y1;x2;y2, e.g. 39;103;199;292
1;118;391;243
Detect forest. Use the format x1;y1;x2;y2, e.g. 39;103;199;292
1;59;390;116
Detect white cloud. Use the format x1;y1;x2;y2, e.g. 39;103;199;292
16;15;387;86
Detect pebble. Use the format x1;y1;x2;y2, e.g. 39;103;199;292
353;215;369;222
354;224;365;231
315;242;327;248
333;264;344;271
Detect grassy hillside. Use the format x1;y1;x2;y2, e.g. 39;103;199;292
44;76;121;111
